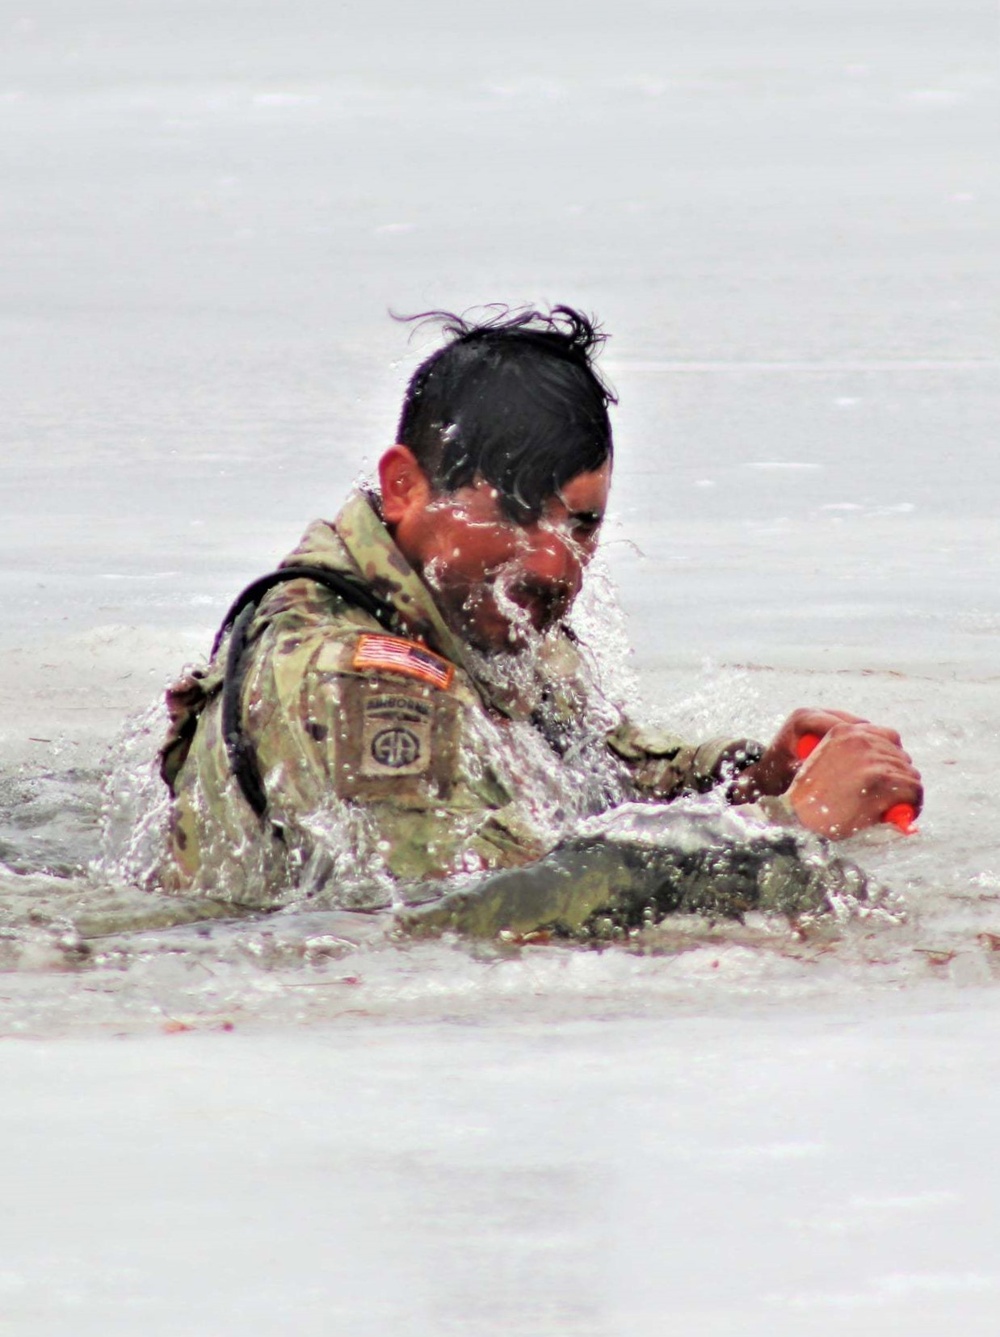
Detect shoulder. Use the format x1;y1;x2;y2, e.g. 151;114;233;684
250;628;478;804
309;635;472;791
314;632;456;690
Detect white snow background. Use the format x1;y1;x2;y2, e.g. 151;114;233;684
0;0;998;1331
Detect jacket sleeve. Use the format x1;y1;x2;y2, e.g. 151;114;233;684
241;613;552;887
399;801;882;939
605;717;765;802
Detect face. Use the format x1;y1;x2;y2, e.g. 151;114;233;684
380;447;611;653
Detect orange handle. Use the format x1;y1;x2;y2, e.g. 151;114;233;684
882;802;918;835
795;733;917;834
795;734;821;761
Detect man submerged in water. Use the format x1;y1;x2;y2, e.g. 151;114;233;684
157;307;922;933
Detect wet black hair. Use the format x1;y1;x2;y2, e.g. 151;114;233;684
394;305;616;522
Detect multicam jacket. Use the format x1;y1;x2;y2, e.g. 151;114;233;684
159;491;761;909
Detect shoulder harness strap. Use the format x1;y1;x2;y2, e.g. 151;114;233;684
216;564;403;819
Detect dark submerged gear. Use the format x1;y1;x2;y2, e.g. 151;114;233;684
398;804;884;941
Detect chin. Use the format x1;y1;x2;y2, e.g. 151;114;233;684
476;626;524;656
460;616;527;656
451;598;549;656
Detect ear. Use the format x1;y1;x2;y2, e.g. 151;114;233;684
378;445;432;524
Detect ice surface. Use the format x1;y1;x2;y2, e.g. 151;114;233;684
4;1013;1000;1337
1;0;998;1330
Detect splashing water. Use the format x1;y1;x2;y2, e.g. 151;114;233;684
0;554;994;1034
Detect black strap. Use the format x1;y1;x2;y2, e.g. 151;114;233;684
211;564;401;657
216;564;404;818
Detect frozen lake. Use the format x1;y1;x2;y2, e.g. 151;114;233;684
1;0;998;1330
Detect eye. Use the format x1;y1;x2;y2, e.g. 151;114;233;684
571;511;603;537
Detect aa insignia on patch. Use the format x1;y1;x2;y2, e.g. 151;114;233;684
352;634;455;690
329;676;460;802
360;692;432;778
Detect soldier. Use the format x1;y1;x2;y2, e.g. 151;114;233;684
157;307;922;931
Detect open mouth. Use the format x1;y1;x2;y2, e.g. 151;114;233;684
502;579;572;637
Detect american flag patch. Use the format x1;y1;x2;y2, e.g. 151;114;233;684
352;634;455;690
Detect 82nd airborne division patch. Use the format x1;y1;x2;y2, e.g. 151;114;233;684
323;637;460;801
360;691;432;778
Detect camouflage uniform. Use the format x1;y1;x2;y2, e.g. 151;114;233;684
159;491;763;910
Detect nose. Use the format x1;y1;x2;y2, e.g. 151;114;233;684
518;523;584;595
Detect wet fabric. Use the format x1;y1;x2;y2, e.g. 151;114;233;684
159;491;757;910
399;802;883;940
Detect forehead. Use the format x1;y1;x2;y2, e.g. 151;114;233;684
556;462;612;511
435;462;612;521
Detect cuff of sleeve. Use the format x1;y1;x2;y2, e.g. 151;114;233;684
691;737;766;792
748;793;802;828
